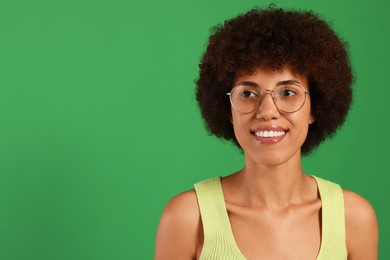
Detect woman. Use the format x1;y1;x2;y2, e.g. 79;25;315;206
155;7;378;260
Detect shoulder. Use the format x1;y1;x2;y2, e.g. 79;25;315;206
159;189;200;226
343;189;377;232
343;189;378;260
155;189;200;260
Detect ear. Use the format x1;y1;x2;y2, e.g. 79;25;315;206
309;114;315;124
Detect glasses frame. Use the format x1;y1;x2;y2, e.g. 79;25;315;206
226;83;310;114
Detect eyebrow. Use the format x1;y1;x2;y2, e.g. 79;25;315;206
239;81;259;87
238;79;302;87
277;80;302;86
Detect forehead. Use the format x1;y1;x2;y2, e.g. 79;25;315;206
234;65;308;87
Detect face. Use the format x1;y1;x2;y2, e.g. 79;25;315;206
231;66;314;166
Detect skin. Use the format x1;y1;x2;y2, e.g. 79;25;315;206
155;66;378;260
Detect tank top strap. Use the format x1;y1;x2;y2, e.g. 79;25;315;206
194;177;246;259
312;175;348;259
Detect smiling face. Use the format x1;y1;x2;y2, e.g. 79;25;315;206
231;66;315;166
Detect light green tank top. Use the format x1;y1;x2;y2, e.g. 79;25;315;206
194;176;347;260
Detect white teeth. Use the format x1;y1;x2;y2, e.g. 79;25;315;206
255;130;285;138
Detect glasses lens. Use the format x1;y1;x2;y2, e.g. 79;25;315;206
274;84;307;113
229;84;308;114
230;85;261;114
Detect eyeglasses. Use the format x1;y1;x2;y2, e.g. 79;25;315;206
226;83;310;114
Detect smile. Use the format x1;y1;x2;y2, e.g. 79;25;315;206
250;126;287;144
254;130;285;138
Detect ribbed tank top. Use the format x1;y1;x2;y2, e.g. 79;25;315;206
194;176;347;260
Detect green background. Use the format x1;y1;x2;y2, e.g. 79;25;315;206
0;0;388;259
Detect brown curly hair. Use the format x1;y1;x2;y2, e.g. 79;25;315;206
196;7;353;155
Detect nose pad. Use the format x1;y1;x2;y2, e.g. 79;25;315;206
256;91;280;119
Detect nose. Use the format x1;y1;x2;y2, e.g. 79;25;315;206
256;91;280;120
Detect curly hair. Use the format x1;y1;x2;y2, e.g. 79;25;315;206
195;7;353;155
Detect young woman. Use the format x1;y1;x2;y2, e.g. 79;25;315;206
155;7;378;260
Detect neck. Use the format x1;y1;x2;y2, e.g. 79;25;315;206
230;152;310;209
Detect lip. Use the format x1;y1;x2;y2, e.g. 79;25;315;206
250;125;288;144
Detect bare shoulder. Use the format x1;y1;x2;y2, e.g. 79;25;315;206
343;189;378;260
343;189;377;229
155;189;200;260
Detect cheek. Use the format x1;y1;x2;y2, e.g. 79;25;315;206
231;111;251;141
231;108;242;125
231;110;251;127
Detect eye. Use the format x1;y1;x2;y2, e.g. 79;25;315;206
280;89;297;97
240;90;258;98
278;85;301;97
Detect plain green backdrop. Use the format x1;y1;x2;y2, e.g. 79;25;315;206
0;0;388;259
